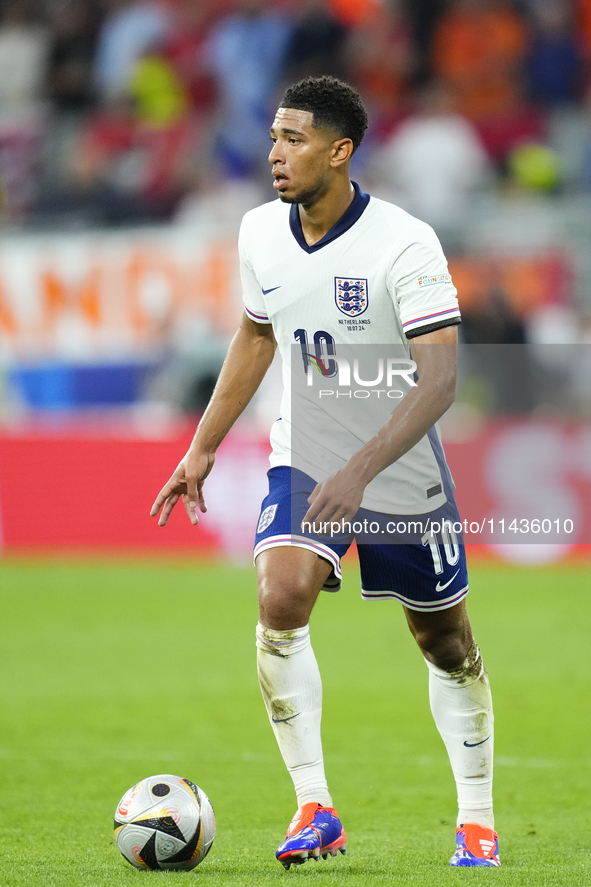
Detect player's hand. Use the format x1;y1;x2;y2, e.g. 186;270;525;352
150;450;215;527
302;468;365;530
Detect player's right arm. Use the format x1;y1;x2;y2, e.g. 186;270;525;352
150;312;276;526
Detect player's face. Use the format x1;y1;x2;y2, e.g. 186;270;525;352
269;108;341;205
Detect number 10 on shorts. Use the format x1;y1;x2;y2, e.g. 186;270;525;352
422;526;460;575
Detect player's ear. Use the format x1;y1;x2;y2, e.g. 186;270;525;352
330;138;354;168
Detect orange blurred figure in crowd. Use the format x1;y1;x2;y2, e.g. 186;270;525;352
432;0;528;120
347;0;415;122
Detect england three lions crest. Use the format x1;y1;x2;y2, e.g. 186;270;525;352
335;277;368;317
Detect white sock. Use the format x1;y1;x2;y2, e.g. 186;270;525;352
425;643;494;830
256;622;332;808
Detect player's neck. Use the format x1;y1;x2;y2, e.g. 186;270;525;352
298;179;355;246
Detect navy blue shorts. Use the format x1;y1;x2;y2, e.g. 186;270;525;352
254;467;469;612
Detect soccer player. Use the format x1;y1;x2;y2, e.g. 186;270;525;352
151;76;498;869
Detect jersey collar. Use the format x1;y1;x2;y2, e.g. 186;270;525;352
289;181;370;253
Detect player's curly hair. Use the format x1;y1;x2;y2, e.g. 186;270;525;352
279;76;368;153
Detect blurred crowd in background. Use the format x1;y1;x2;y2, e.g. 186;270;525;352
1;0;591;418
1;0;591;229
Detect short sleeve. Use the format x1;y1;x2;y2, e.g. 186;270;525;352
388;225;461;339
239;219;272;324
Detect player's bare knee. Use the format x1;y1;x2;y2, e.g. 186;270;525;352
257;573;316;629
414;626;473;672
258;570;313;604
406;601;473;671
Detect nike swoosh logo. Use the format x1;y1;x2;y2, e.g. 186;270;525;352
464;735;491;748
271;713;300;724
262;286;281;295
435;569;459;592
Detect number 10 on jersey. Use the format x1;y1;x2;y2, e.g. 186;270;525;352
294;329;337;378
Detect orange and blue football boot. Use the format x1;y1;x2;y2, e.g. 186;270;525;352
275;802;347;869
449;823;500;867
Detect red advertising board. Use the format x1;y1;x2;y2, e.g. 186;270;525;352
1;420;589;563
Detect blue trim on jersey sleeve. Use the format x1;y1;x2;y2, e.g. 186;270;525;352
289;182;370;253
244;305;271;323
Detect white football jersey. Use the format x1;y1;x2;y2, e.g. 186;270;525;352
239;183;461;515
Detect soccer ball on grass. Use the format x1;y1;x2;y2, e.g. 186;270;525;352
114;774;216;870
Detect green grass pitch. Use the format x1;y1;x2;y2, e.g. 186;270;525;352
0;556;590;886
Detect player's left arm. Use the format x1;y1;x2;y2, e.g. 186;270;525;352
303;324;458;525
